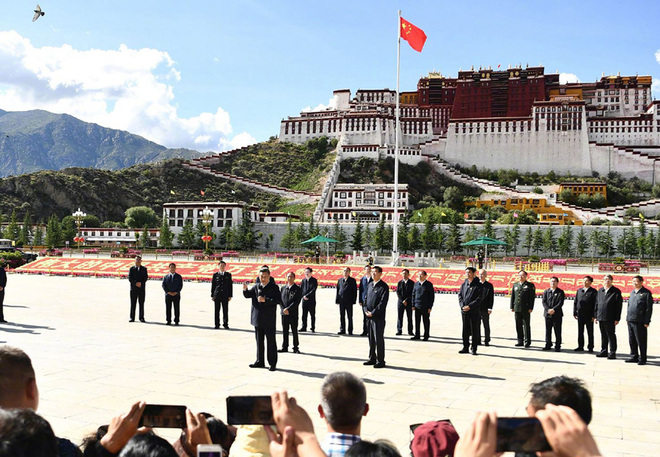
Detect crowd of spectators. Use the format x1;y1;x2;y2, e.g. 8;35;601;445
1;345;603;457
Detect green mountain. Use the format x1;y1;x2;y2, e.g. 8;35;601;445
0;159;283;223
0;109;200;177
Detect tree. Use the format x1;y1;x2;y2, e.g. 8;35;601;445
33;223;45;246
178;219;196;249
532;227;543;255
542;227;557;257
294;223;306;251
523;226;534;256
307;218;319;239
443;186;464;211
17;210;32;247
140;225;150;249
331;217;347;252
125;206;159;229
599;226;615;257
159;216;174;248
350;217;363;252
3;210;19;241
281;219;296;251
511;222;521;256
445;214;463;255
374;215;387;253
637;221;649;259
421;215;437;252
363;223;374;250
45;215;63;248
589;229;601;260
61;217;77;245
574;228;587;258
481;215;494;238
237;208;260;250
557;225;573;258
408;225;422;252
437;225;445;253
502;226;514;256
398;212;411;253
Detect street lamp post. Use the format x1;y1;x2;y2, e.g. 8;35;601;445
201;206;213;251
72;208;86;249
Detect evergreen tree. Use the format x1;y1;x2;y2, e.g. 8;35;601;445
281;219;296;251
576;228;588;258
589;229;601;259
45;215;62;248
421;215;437;252
557;225;573;258
532;227;544;255
307;218;319;239
374;215;386;253
601;226;615;258
33;223;45;246
178;219;196;249
17;210;32;247
331;217;347;252
523;226;534;256
637;221;649;259
647;230;657;259
363;223;374;250
385;226;393;252
398;212;411;253
481;215;494;238
503;226;515;256
445;214;463;255
350;217;363;252
159;215;174;248
542;227;557;257
237;208;260;250
3;210;19;241
61;217;77;245
294;223;306;251
408;225;422;251
141;225;150;249
511;222;521;256
624;229;638;258
436;225;445;253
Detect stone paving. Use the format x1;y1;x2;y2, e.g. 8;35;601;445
0;273;657;456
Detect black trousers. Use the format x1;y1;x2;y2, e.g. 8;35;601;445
339;303;353;334
165;294;180;323
301;300;316;331
255;327;277;367
462;312;481;350
281;314;299;350
367;318;385;364
576;315;594;350
130;288;145;320
361;305;369;334
599;320;617;355
515;311;531;345
544;316;563;348
214;298;229;327
397;303;413;334
628;321;648;361
414;308;431;339
480;310;491;343
0;289;4;321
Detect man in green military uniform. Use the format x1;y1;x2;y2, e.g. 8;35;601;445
510;270;536;347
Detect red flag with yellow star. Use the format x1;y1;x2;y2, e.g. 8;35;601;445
400;17;426;52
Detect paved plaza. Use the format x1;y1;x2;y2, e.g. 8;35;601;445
0;273;657;456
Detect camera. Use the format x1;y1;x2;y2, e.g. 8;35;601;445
226;396;274;425
138;404;187;428
496;417;551;452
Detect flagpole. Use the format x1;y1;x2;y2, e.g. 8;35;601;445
393;10;401;262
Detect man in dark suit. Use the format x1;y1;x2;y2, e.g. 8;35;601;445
573;275;597;352
542;277;565;352
128;255;148;323
410;270;435;341
299;267;318;332
363;266;389;368
510;269;536;348
211;260;233;329
243;267;281;371
0;261;6;323
396;269;414;336
625;275;653;365
479;269;494;346
358;265;372;337
280;271;302;353
594;274;623;359
335;267;357;335
458;267;483;354
161;263;183;325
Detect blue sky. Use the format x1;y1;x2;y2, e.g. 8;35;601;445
0;0;658;152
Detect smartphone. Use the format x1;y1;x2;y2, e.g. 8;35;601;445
226;396;274;425
139;404;187;428
197;444;223;457
496;417;551;452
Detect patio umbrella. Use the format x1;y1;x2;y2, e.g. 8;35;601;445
301;234;339;260
461;236;508;262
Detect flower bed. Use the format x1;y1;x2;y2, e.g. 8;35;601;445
540;259;567;266
598;263;640;273
39;249;63;257
171;251;189;256
155;249;169;253
82;248;99;254
193;253;224;261
221;251;240;257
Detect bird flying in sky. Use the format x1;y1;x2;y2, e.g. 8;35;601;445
33;4;45;22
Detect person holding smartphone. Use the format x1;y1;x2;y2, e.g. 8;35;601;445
244;267;282;371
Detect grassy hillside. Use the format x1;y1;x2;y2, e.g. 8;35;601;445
210;137;337;192
0;159;283;223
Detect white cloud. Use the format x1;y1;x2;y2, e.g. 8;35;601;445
0;30;251;152
301;94;338;113
653;50;660;99
559;73;580;84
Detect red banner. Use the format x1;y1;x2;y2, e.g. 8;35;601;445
15;258;658;299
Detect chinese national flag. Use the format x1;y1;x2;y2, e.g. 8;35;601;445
400;17;427;52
